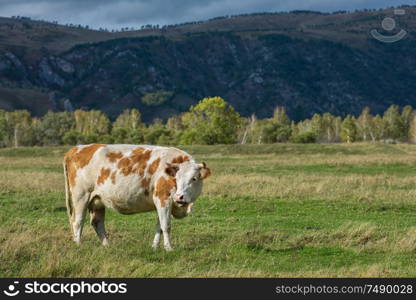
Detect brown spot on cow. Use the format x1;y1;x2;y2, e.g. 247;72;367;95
116;147;152;177
171;155;190;164
64;146;78;188
106;151;123;163
76;144;105;168
64;144;104;188
148;158;160;175
97;168;111;185
131;147;152;171
117;157;133;176
154;176;176;208
141;177;151;189
110;172;117;184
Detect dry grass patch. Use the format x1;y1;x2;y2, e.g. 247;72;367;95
397;228;416;253
0;170;63;192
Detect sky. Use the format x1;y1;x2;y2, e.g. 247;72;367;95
0;0;414;30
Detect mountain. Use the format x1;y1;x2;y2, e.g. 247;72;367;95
1;6;416;122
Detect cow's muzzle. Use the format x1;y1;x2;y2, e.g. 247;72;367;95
174;194;187;206
175;200;187;206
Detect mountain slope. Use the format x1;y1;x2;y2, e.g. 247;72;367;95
0;7;415;121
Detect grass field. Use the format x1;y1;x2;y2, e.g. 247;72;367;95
1;143;416;277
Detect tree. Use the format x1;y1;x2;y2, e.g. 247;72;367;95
369;115;387;142
401;105;414;142
111;127;129;143
310;114;325;140
63;130;82;145
141;91;173;106
245;108;292;144
180;97;241;145
239;114;257;144
271;107;292;142
333;116;342;142
255;119;279;144
356;107;372;142
144;123;173;145
113;109;142;130
37;111;75;145
321;113;338;142
383;105;404;140
5;110;37;147
0;110;8;147
409;114;416;144
340;115;358;143
74;110;110;138
112;109;144;143
290;131;317;143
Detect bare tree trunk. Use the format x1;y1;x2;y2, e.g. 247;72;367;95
14;126;19;148
369;132;376;143
241;129;248;145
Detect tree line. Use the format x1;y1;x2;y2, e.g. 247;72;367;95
9;5;411;33
1;97;416;147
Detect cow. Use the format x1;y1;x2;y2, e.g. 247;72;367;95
63;144;211;251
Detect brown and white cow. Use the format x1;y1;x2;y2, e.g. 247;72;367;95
63;144;211;250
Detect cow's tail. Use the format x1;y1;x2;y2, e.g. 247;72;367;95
63;159;73;225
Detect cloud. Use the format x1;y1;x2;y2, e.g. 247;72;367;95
0;0;411;29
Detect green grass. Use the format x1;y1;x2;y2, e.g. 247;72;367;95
1;143;416;277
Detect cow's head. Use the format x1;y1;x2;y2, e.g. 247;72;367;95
165;161;211;207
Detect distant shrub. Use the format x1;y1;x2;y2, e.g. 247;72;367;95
141;91;174;106
62;130;79;145
81;134;99;144
291;131;317;143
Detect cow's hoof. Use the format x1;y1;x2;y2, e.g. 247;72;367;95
102;239;109;247
164;246;173;251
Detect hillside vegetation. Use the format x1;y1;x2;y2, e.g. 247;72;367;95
0;6;416;121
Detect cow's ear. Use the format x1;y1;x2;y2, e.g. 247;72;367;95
198;162;211;180
165;163;179;177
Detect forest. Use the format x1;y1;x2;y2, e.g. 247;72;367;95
0;96;414;147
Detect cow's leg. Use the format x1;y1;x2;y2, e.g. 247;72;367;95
156;206;173;251
151;218;162;249
89;201;109;246
71;192;89;244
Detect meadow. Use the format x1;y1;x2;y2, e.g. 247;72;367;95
1;143;416;277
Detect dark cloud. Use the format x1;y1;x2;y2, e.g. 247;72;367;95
0;0;413;29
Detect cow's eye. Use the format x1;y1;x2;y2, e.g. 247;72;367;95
192;177;197;181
